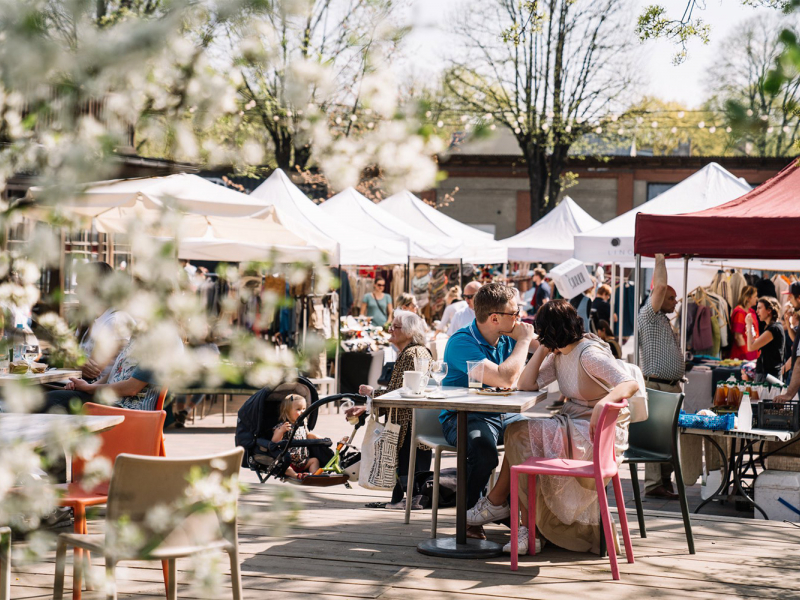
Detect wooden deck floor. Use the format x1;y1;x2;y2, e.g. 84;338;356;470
9;400;800;599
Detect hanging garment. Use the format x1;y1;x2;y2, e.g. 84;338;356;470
692;305;713;353
614;283;636;337
391;265;404;301
728;270;747;308
756;277;777;299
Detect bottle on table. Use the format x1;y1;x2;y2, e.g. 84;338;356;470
737;392;752;432
12;324;25;362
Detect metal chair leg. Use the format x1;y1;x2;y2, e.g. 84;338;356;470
431;448;443;539
673;456;696;554
628;462;647;538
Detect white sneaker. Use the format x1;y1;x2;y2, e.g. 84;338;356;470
466;496;511;526
503;526;544;554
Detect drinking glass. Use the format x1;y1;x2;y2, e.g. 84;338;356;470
414;356;431;376
22;344;39;372
467;360;485;389
430;360;448;394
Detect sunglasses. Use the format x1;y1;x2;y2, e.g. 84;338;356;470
463;294;475;300
375;282;385;287
492;307;521;318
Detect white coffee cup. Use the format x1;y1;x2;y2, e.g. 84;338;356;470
403;370;427;395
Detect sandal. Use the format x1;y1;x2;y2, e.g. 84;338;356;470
364;502;387;509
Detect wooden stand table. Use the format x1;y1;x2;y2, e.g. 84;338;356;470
373;386;546;559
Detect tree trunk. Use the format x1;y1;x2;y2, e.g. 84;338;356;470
523;140;547;225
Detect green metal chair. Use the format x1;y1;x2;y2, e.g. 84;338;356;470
623;389;695;554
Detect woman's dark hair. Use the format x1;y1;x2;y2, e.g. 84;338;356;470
758;296;780;323
534;299;585;350
597;319;613;335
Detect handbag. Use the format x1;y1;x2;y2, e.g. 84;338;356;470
358;409;400;491
579;342;649;423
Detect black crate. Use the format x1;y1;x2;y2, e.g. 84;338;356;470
757;401;800;431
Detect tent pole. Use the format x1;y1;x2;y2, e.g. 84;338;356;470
680;255;689;356
633;255;642;366
618;265;625;349
405;257;410;293
609;262;616;335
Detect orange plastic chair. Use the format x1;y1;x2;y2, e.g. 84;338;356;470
510;400;634;580
153;387;169;457
57;403;166;599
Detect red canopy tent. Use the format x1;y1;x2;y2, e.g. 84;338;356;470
634;159;800;259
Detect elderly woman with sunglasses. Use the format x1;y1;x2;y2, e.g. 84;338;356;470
360;277;393;328
346;310;433;506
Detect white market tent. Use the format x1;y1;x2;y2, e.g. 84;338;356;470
176;207;340;263
250;170;407;266
29;173;272;219
28;174;340;263
499;196;601;263
573;162;752;264
319;187;465;261
379;191;508;264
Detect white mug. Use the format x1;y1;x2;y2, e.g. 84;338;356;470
403;370;427;395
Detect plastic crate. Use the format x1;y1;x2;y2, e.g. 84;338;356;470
757;401;800;431
678;410;735;431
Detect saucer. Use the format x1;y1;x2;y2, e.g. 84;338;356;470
426;391;447;399
399;391;425;399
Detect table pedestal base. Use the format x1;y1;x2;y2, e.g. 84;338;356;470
417;537;503;559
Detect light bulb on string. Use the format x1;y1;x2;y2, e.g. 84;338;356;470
460;115;468;123
784;126;791;133
425;111;432;118
767;126;774;133
611;114;619;122
514;127;521;134
618;127;625;134
726;126;732;133
747;109;753;117
636;116;644;124
436;120;444;128
698;121;705;128
671;126;678;133
595;126;602;134
677;111;685;119
565;125;572;132
760;115;769;121
651;121;658;128
490;124;496;130
709;126;716;133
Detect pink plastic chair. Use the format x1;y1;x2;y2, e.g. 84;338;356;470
509;399;634;580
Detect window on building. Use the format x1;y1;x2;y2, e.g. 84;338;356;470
647;183;675;201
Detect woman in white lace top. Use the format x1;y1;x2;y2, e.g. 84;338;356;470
466;300;639;555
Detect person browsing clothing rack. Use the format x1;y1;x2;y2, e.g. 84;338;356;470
361;277;393;328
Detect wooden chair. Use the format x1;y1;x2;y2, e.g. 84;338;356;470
510;400;634;580
57;403;165;599
53;448;244;600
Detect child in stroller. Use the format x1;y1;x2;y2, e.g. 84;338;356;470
236;376;366;486
271;394;321;480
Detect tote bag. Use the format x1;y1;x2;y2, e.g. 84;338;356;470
358;410;401;491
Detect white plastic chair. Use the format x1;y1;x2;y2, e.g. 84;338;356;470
53;448;244;600
405;409;456;538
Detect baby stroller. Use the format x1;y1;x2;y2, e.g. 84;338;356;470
235;376;366;487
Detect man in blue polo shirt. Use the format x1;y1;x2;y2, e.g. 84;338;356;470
441;282;536;539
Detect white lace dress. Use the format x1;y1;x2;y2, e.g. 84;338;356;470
505;338;633;554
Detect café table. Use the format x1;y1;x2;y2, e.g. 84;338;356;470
0;412;124;446
372;386;547;559
682;425;800;519
0;369;81;387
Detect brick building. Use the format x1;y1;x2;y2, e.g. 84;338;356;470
431;130;793;240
